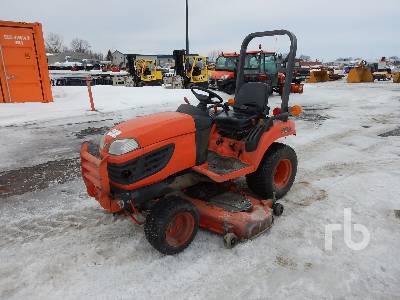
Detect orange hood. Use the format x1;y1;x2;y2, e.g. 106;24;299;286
104;112;195;148
210;70;235;80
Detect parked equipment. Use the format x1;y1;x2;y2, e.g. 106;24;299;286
208;52;238;94
307;68;329;83
393;72;400;83
164;50;209;89
373;71;391;81
370;59;392;81
292;62;310;83
0;21;52;103
135;59;163;86
327;68;345;81
209;51;303;95
80;30;302;255
125;56;162;86
347;61;374;83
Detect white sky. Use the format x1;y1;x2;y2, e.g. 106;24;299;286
1;0;398;61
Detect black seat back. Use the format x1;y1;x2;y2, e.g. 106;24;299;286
233;82;271;114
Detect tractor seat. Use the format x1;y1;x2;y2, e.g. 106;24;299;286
214;82;271;140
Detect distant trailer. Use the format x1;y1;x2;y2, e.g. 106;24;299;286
49;70;129;86
0;20;53;103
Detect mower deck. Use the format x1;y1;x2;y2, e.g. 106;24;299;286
182;182;277;247
184;182;252;212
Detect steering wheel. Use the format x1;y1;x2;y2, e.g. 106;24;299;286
190;86;223;105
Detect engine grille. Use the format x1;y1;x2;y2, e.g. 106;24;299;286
108;144;174;185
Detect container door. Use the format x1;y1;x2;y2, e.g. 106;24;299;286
0;45;10;103
0;27;44;102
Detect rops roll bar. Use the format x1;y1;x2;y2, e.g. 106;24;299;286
235;30;297;113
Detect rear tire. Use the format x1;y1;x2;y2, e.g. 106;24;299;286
246;143;297;199
144;196;199;255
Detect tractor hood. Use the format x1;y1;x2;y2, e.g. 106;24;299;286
210;70;235;80
104;112;195;148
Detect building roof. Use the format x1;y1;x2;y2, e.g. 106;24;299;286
47;51;96;65
297;60;322;67
113;50;174;58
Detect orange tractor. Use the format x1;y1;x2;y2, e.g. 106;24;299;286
80;30;302;254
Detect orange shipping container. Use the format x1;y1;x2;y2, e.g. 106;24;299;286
0;21;52;103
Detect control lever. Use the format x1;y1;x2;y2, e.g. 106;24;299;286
223;103;230;115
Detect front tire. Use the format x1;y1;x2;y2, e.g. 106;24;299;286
144;196;199;255
246;143;297;199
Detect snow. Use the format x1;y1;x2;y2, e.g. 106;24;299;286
1;81;400;299
0;86;192;127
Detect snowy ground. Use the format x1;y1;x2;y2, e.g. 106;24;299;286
0;82;399;299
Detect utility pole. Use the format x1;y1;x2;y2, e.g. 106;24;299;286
186;0;189;55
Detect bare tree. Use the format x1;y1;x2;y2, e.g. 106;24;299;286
70;38;91;53
45;33;65;53
298;54;311;61
207;50;221;62
91;51;104;60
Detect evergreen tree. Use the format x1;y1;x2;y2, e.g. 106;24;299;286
106;50;113;62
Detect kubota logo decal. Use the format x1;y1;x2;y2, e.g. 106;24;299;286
107;129;122;138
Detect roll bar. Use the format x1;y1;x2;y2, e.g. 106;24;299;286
235;30;297;113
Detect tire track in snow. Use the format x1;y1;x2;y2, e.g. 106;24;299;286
0;208;120;246
0;158;80;198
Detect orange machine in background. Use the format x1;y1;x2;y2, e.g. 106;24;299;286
0;21;52;103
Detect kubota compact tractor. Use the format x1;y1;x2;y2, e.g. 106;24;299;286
81;30;302;255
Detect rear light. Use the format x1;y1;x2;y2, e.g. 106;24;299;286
272;107;281;116
289;105;303;116
227;98;235;106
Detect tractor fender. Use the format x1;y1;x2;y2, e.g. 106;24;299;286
244;119;296;169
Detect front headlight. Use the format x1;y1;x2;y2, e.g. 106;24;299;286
108;139;140;155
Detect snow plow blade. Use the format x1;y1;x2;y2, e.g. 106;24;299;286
80;143;121;213
307;70;329;83
347;66;373;83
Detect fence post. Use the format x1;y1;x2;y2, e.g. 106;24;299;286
86;76;96;111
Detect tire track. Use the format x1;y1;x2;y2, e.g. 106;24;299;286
0;208;120;247
0;158;80;199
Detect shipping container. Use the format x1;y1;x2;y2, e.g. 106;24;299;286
0;21;52;103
